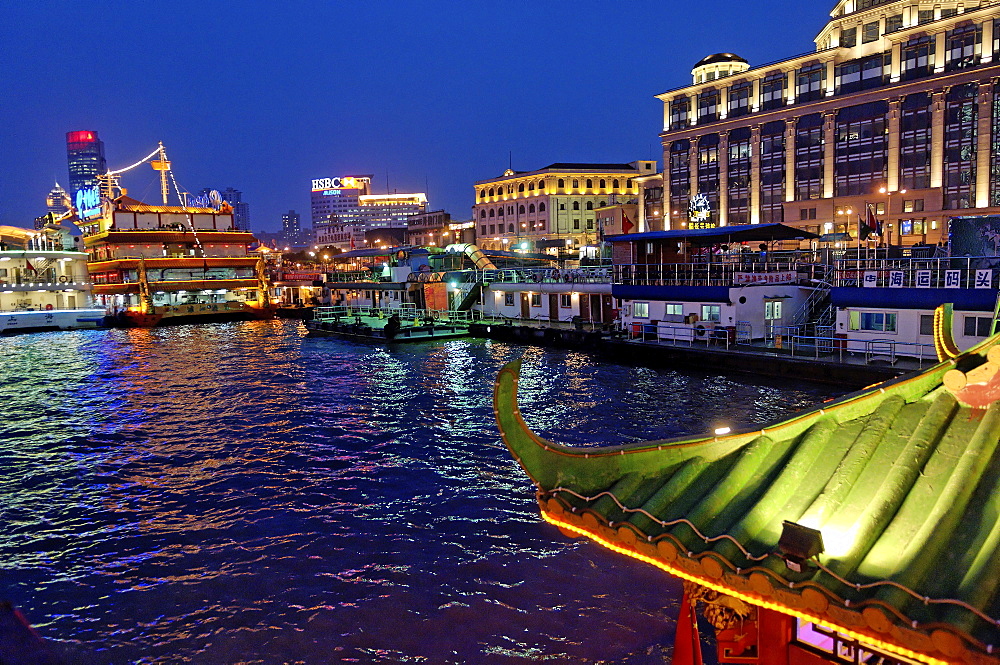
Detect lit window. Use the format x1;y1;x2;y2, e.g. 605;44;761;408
633;302;650;318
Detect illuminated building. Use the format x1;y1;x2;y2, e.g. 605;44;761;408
309;174;373;233
65;130;107;201
656;0;1000;245
472;162;656;254
45;182;71;218
407;210;475;247
315;190;429;251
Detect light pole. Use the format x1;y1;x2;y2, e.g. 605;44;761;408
878;187;906;247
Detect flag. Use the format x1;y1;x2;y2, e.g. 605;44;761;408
349;235;356;250
857;212;874;241
621;212;634;234
867;203;882;236
673;588;704;665
24;258;35;272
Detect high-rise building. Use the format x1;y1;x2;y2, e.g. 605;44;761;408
309;175;373;232
654;0;1000;246
281;209;301;236
66;131;107;201
219;188;250;231
46;182;71;217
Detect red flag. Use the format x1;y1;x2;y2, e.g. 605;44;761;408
349;235;356;250
621;212;635;234
673;589;704;665
866;203;881;235
24;258;35;272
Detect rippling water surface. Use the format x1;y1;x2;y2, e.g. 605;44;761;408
0;321;840;664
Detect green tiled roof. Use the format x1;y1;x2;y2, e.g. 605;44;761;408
494;333;1000;664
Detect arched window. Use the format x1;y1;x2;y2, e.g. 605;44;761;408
558;178;565;188
518;205;526;214
489;188;494;196
572;201;580;210
573;179;579;188
586;179;593;188
489;209;495;217
538;180;545;189
600;201;606;207
626;179;633;188
508;206;514;215
528;182;534;191
508;224;514;233
480;210;486;219
518;183;525;192
612;179;619;189
528;204;535;213
599;179;606;188
586;202;593;210
480;189;486;198
498;207;504;217
539;202;546;212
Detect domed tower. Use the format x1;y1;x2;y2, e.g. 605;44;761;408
691;53;750;85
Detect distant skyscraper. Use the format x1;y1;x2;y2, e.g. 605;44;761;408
199;187;250;230
281;210;301;235
65;131;106;201
46;182;71;217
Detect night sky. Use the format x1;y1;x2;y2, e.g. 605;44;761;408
0;0;827;232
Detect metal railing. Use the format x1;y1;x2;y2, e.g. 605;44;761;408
834;255;1000;288
313;305;480;324
615;261;832;287
478;267;612;285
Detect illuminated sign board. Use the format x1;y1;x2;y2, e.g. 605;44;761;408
75;187;101;219
688;193;711;222
188;189;222;209
311;176;370;191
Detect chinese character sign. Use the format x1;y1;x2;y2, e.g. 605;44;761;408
975;269;993;289
944;270;961;288
863;271;878;287
888;271;904;288
915;270;931;288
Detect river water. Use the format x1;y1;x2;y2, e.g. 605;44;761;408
0;320;840;664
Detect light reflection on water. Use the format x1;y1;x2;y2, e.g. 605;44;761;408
0;321;839;663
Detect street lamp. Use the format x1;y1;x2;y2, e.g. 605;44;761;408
878;186;907;246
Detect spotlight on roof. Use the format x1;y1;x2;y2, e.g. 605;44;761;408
778;521;824;573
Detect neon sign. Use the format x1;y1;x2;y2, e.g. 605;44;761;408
75;187;101;218
311;176;370;191
188;190;222;209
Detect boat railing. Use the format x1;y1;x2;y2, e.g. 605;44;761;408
833;255;1000;288
478;267;612;285
614;261;832;287
630;322;736;349
784;335;937;366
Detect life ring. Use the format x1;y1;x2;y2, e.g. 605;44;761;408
45;304;53;311
695;324;707;337
58;276;69;283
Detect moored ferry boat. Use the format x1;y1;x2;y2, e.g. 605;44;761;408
69;144;274;327
0;224;105;333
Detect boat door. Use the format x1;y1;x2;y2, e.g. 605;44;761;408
765;298;784;340
579;293;591;322
549;294;559;322
601;295;614;323
520;293;530;319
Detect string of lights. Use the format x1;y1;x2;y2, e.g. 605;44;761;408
549;485;1000;627
105;146;162;176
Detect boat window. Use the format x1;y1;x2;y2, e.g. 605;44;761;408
701;304;722;322
633;302;650;318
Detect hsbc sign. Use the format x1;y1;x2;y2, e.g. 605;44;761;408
311;176;370;191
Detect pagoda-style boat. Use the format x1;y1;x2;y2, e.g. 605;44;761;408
494;303;1000;665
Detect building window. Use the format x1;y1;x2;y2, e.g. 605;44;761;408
530;293;541;307
481;225;487;235
572;179;579;188
760;72;786;110
504;293;515;307
586;179;593;189
759;124;785;224
834;102;888;197
796;115;825;200
837;53;887;94
528;204;535;213
479;189;485;198
697;134;721;222
518;205;525;214
903;199;924;212
841;26;857;48
728;127;751;225
633;302;650;318
862;21;879;43
599;179;606;189
849;310;897;332
560;294;571;308
573;219;580;230
943;83;978;210
508;224;514;233
669;139;692;217
946;24;981;71
698;89;720;123
538;180;545;189
728;82;751;118
572;201;580;210
701;304;721;322
901;37;934;81
480;210;486;219
796;64;825;103
917;9;934;24
670;97;690;129
899;92;932;189
558;178;565;188
885;14;903;33
612;179;619;189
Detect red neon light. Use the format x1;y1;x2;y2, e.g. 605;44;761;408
66;130;98;143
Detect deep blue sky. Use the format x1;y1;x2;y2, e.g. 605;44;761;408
0;0;828;232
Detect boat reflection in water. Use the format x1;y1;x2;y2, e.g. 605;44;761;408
0;321;838;662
